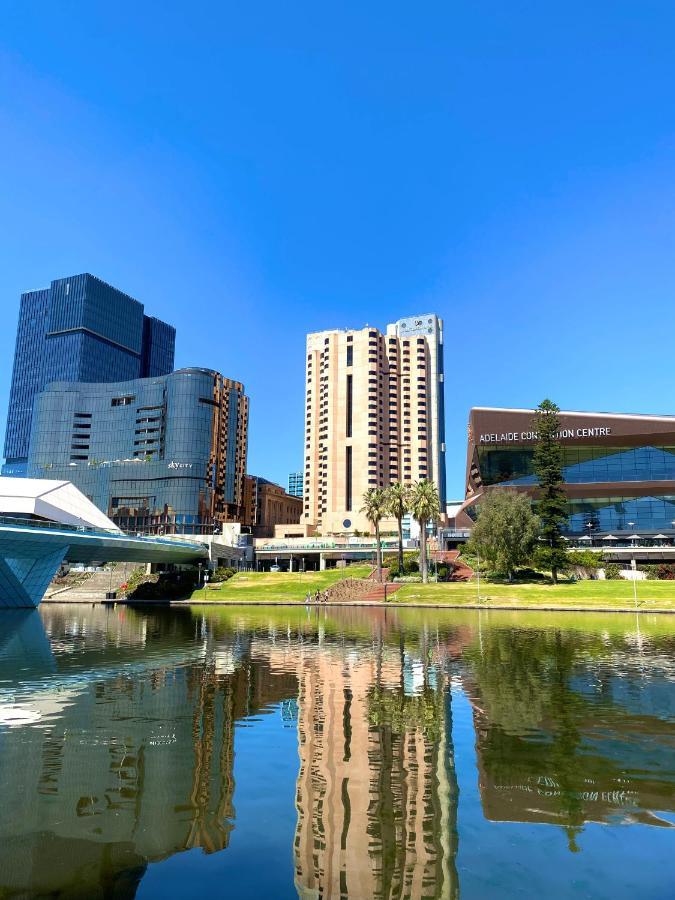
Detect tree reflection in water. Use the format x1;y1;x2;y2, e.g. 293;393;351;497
461;620;675;849
0;605;672;898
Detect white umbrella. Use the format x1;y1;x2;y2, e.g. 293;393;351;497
628;534;641;540
578;535;592;541
653;533;669;541
602;534;618;541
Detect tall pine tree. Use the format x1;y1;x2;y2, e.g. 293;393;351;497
532;399;568;583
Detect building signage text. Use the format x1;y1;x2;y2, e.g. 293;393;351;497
168;461;193;469
479;427;612;444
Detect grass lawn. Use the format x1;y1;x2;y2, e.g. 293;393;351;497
394;578;675;609
187;565;373;602
186;568;675;609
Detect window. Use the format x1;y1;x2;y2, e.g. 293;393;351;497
346;376;352;442
345;445;353;511
347;345;353;366
111;395;134;407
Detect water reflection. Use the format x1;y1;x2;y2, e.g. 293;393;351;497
0;605;672;898
461;619;675;846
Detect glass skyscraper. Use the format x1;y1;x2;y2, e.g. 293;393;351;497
3;273;175;476
27;368;249;534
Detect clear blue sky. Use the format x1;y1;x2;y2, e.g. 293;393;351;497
2;1;675;498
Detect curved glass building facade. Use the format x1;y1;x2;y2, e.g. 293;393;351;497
465;407;675;536
27;368;249;534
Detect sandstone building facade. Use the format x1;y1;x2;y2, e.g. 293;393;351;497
303;314;446;534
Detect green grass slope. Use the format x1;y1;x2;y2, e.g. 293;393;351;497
188;565;372;602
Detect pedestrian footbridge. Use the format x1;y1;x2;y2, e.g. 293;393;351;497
0;478;207;608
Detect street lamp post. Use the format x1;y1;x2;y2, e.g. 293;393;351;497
627;522;636;549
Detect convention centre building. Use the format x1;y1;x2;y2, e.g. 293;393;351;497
463;407;675;537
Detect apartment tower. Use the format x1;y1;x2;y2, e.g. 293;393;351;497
303;314;446;534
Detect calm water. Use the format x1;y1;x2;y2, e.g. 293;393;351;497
0;605;673;899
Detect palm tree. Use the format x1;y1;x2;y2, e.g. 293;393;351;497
386;482;411;574
361;487;388;582
409;480;441;584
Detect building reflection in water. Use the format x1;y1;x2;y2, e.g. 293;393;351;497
287;619;459;899
461;615;675;850
0;605;673;897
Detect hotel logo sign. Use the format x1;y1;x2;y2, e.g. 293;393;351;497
479;427;612;444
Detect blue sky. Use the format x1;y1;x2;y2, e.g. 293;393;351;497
2;1;675;498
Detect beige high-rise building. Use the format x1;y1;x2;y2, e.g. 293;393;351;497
303;314;447;534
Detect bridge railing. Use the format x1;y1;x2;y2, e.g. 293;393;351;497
0;515;121;535
0;516;206;549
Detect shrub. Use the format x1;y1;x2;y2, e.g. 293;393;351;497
642;563;675;580
513;568;547;581
604;563;622;580
210;566;236;583
567;550;604;571
127;571;197;601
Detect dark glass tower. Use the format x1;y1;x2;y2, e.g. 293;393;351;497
3;273;175;476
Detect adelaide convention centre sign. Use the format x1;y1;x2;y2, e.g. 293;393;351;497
479;426;612;444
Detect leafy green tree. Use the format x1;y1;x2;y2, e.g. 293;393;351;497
467;489;540;581
385;482;412;574
409;480;441;584
361;487;388;581
532;399;568;583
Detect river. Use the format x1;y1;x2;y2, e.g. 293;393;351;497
0;604;673;898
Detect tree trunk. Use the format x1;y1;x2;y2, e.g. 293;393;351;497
376;522;383;582
551;565;558;585
420;520;428;584
397;514;404;573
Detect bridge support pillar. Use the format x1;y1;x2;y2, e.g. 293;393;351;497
319;553;326;571
0;546;68;608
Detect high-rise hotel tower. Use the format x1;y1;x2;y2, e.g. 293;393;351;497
303;314;446;534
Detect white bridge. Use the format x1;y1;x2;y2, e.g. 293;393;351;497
0;478;208;608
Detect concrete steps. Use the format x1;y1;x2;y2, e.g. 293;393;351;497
44;563;142;602
360;583;402;602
